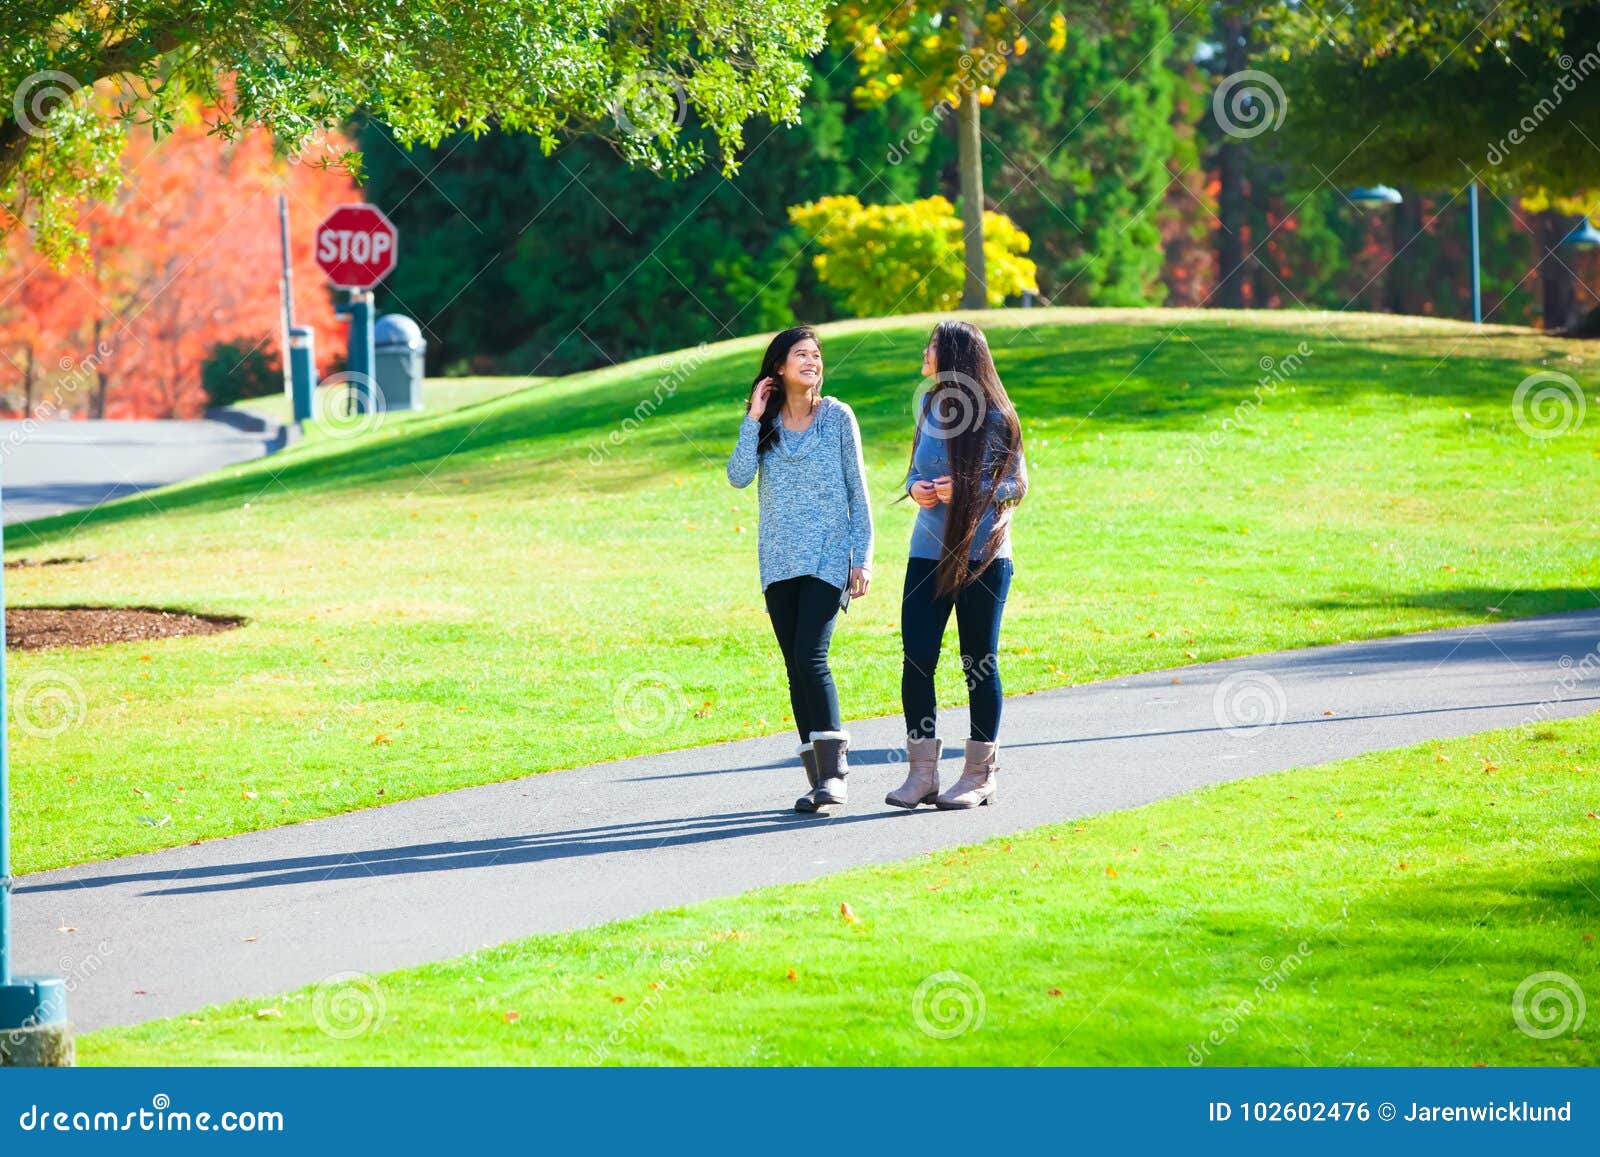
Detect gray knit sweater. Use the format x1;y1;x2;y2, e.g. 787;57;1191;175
726;397;874;591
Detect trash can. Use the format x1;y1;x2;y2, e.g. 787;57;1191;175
372;314;426;411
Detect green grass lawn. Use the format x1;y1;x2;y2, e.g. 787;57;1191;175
81;712;1600;1066
7;308;1600;874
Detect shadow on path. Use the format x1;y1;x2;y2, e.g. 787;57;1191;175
19;806;921;899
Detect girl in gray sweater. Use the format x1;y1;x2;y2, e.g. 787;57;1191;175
727;326;873;813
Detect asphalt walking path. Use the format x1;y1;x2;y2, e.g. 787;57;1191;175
0;416;284;525
16;609;1600;1031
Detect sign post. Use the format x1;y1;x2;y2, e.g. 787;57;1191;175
0;478;71;1065
315;204;397;420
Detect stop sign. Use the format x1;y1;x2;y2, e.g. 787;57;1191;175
314;203;398;289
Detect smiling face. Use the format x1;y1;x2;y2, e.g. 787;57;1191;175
781;337;823;392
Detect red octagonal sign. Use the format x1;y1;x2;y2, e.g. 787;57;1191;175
314;203;398;290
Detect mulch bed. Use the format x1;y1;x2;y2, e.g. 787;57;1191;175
5;607;243;651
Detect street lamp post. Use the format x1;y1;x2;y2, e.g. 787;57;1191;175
1468;182;1482;325
0;477;72;1066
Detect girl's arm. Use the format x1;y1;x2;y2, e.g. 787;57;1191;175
840;405;875;570
727;414;760;488
993;446;1028;508
984;421;1028;508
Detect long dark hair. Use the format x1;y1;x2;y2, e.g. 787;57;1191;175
746;325;820;454
907;320;1025;598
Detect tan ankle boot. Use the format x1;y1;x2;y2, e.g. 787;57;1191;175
935;740;997;809
885;736;942;809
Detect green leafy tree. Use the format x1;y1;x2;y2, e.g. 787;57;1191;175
0;0;827;259
986;0;1194;305
360;46;946;373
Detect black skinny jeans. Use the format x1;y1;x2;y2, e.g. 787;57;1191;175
901;557;1013;743
764;575;844;743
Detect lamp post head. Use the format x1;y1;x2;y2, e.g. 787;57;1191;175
1348;185;1404;206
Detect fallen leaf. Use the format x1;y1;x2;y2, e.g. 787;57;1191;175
1047;988;1064;997
373;734;392;746
840;902;861;924
56;925;76;934
241;936;257;943
503;1010;520;1024
785;969;797;982
611;995;627;1003
1105;866;1119;878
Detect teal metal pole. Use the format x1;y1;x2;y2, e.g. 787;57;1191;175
1469;181;1482;325
1;473;10;987
348;290;375;414
0;472;70;1044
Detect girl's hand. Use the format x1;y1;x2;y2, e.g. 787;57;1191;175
849;567;871;599
748;376;776;419
910;480;940;509
933;476;954;504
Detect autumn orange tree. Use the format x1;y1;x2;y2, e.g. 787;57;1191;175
0;114;352;419
834;2;1107;307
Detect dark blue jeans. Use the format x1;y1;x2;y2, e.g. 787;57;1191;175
901;557;1013;743
764;575;844;743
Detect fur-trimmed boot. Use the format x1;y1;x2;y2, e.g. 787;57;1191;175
809;731;850;808
935;739;997;809
793;741;820;813
885;736;942;809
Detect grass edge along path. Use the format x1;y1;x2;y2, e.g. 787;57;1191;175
81;710;1600;1066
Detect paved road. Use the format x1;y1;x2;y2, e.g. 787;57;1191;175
0;418;283;525
15;609;1600;1030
